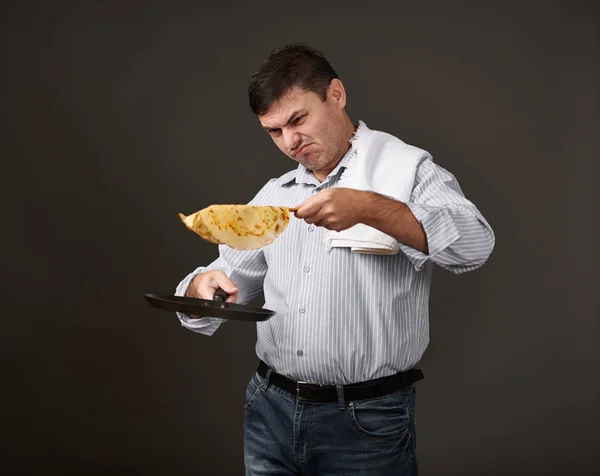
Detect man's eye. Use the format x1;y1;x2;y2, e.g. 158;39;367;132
269;129;281;135
293;114;306;125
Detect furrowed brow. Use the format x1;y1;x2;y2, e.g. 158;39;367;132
262;110;304;132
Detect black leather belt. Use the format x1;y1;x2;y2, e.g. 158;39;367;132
257;360;424;402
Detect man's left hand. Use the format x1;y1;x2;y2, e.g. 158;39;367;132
294;188;369;232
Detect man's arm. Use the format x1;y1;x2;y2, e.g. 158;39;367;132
393;158;495;273
295;158;495;274
359;193;429;254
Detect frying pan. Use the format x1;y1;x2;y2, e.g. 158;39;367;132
143;289;275;322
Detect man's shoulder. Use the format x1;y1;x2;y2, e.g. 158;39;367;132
368;125;430;158
372;126;425;151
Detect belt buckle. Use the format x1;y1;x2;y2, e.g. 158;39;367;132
296;380;307;399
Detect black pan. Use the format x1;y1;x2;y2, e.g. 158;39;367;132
143;289;275;322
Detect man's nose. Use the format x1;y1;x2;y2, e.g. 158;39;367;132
283;129;301;152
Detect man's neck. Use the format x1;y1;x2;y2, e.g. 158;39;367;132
313;121;358;182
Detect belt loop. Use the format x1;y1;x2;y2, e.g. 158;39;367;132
261;368;273;391
336;385;345;411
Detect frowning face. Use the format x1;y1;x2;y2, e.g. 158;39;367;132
258;80;354;182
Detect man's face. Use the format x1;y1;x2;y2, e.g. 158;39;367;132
258;82;351;179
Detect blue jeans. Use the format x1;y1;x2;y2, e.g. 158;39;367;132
243;371;418;476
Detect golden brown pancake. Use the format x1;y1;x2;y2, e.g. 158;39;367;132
179;205;291;249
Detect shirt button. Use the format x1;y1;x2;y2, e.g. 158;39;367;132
308;225;315;232
299;307;306;313
297;350;303;356
303;266;310;273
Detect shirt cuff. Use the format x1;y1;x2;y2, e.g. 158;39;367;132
399;203;462;271
174;266;227;336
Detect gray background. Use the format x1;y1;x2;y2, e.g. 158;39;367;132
2;1;599;475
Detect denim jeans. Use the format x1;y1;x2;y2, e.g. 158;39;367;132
243;371;418;476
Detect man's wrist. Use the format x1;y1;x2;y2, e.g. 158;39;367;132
358;190;405;225
357;190;379;224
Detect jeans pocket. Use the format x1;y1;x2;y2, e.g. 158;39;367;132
244;373;263;411
346;386;414;441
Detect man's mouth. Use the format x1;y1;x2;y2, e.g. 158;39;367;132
292;143;311;158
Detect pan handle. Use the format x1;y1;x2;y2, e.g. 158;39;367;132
213;288;230;302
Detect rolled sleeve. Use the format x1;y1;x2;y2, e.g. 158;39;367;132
398;158;495;273
399;203;462;271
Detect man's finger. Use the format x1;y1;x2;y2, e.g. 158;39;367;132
295;197;322;219
213;275;238;295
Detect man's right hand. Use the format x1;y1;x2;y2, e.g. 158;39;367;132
185;270;239;304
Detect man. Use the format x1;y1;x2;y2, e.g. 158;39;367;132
175;44;494;475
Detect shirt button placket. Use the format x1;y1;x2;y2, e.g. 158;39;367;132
297;206;312;362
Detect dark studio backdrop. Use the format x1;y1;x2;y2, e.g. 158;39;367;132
1;1;599;475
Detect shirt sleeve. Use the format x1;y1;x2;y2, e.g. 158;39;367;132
173;179;278;335
399;158;495;274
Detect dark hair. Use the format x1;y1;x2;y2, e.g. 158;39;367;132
248;43;339;116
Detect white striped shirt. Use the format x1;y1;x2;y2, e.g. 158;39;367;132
175;138;495;385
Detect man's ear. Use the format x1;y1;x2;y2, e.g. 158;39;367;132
328;78;347;109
